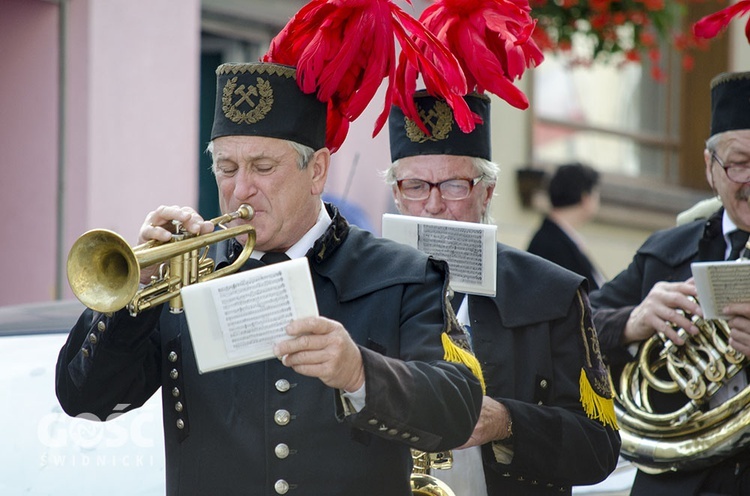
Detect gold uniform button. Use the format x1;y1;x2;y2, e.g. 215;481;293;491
170;369;179;380
275;443;290;459
172;387;180;398
81;347;90;358
88;334;98;344
97;321;106;332
275;379;291;392
168;351;178;363
176;419;184;429
274;409;291;426
175;402;183;412
387;428;398;436
409;436;420;443
540;379;548;388
400;432;411;439
274;479;289;494
367;418;378;425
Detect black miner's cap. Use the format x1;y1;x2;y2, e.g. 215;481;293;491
710;72;750;137
211;62;327;150
389;92;491;162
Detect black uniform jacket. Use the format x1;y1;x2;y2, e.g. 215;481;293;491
55;205;483;496
590;212;718;366
589;209;750;495
527;216;602;290
462;244;621;495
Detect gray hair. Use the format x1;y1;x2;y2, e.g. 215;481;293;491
705;133;723;154
384;156;500;224
206;140;316;174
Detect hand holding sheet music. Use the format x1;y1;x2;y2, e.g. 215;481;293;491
692;260;750;319
181;257;319;373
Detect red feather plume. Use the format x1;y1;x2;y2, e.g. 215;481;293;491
693;0;750;45
397;0;544;134
263;0;468;153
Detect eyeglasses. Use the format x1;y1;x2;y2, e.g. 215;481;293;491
395;175;485;201
712;151;750;184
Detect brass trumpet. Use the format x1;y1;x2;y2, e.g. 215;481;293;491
67;205;255;316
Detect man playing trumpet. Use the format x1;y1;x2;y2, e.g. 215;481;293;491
55;56;483;496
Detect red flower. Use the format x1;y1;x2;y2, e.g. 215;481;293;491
640;31;657;47
643;0;665;11
530;0;703;80
589;0;611;12
625;50;642;62
682;54;695;71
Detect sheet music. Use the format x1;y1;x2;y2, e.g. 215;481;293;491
382;214;497;296
214;270;295;358
181;257;318;373
691;260;750;319
417;224;486;287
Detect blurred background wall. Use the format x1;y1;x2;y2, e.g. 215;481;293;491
1;0;749;305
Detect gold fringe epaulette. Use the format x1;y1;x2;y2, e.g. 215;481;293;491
441;287;486;393
576;291;619;429
442;332;486;393
579;368;618;429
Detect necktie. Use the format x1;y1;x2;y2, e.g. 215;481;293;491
219;240;262;271
728;230;750;260
261;252;291;265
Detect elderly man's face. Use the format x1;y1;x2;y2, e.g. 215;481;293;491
705;130;750;231
392;154;494;224
212;135;329;252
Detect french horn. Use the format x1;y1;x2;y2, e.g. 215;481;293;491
67;205;255;316
614;300;750;473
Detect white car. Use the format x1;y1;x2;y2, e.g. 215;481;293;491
0;300;165;496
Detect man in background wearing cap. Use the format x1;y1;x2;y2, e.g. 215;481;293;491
527;162;606;290
55;61;483;496
385;91;621;496
591;72;750;494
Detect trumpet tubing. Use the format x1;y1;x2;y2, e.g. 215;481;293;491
67;205;255;315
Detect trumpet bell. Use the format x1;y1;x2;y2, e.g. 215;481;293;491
67;229;141;314
66;205;255;316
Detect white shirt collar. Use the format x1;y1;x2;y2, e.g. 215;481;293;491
722;210;744;259
722;210;739;238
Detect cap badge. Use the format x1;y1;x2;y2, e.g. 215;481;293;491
222;76;274;125
404;100;453;143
